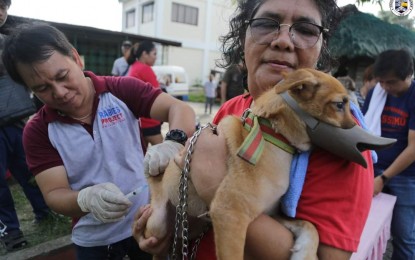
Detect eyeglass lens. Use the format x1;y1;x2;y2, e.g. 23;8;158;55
249;18;322;49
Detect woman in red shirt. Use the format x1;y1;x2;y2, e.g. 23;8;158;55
134;0;373;259
127;41;163;147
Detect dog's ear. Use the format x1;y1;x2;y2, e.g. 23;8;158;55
276;69;319;100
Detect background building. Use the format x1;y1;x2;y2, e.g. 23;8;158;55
118;0;235;85
0;15;181;76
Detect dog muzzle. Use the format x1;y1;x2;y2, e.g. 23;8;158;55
280;92;396;168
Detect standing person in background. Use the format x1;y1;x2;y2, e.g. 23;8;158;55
127;41;163;147
0;0;51;252
363;49;415;260
1;23;196;259
356;64;376;109
220;60;244;104
203;73;217;114
111;40;132;76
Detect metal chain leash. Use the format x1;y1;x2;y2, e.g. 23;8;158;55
171;123;216;260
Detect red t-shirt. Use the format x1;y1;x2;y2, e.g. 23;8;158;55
128;61;161;129
195;94;373;258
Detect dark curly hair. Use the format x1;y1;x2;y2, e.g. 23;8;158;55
218;0;341;87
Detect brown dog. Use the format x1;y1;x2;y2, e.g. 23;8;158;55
144;68;358;260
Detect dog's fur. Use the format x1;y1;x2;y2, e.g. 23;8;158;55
144;68;357;260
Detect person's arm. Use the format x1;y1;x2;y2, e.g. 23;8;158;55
133;205;172;258
374;129;415;195
142;92;195;176
245;214;293;259
174;126;296;259
35;166;132;222
35;166;84;217
149;92;195;138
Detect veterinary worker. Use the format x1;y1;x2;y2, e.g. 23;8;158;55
127;40;164;148
1;23;195;259
363;49;415;260
133;0;374;259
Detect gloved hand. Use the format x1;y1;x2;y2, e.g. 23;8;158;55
144;140;184;177
77;182;132;223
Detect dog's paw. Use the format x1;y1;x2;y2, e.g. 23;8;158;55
290;243;318;260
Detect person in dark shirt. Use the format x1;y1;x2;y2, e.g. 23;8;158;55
220;61;244;104
0;0;50;252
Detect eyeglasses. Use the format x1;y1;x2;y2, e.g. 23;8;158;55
245;18;329;49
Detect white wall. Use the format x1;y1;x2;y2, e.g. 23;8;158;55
119;0;235;86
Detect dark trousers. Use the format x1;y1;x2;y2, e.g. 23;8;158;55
205;97;214;114
0;125;49;232
76;236;152;260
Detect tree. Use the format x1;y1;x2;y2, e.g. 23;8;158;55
354;0;415;31
355;0;384;11
379;10;415;31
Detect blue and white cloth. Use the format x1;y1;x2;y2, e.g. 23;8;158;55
281;101;377;217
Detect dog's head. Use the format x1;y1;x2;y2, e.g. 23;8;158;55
252;68;396;167
275;68;356;129
252;68;356;152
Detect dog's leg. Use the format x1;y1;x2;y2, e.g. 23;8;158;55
145;170;171;239
209;117;292;260
209;182;254;260
277;217;319;260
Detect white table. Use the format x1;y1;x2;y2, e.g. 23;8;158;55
351;192;397;260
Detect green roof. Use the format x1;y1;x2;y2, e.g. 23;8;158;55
329;7;415;59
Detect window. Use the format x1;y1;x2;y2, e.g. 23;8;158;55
172;3;198;26
142;2;154;23
126;9;136;28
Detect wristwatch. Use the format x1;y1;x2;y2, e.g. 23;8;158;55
165;129;187;145
380;174;389;184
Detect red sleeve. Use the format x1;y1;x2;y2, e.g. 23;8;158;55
213;94;252;124
23;111;63;175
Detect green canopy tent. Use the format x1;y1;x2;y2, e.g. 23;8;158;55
329;5;415;87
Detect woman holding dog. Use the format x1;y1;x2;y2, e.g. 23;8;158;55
134;0;374;259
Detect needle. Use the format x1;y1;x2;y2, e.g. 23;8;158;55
126;184;148;199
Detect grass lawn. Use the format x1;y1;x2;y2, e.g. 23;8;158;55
0;179;72;256
188;87;206;103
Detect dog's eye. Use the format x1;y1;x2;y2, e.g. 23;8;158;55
332;102;345;111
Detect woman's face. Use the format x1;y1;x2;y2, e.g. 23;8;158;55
16;49;91;117
143;48;157;66
244;0;323;99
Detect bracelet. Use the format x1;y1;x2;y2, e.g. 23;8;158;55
380;174;389;184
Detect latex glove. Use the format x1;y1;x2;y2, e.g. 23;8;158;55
77;182;132;223
144;140;184;177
